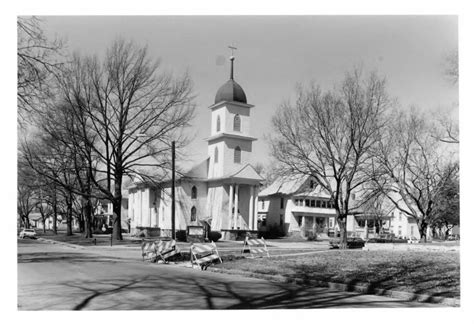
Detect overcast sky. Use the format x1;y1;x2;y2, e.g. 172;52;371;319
41;15;458;170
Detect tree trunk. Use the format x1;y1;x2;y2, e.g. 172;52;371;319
52;194;58;235
112;165;123;240
112;197;123;240
418;220;428;243
83;198;93;238
66;195;73;236
337;216;348;249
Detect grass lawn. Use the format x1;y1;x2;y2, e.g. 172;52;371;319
215;250;460;298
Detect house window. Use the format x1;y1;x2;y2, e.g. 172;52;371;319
280;214;284;226
191;206;197;222
316;200;321;208
214;147;219;163
297;216;302;227
310;200;315;207
410;226;414;236
233;114;241;131
310;180;315;189
216;115;221;132
322;200;327;208
234;146;241;163
191;186;197;199
280;197;285;209
398;226;402;236
329;218;334;228
305;199;310;207
261;199;265;209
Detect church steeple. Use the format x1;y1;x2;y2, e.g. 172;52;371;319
214;45;247;104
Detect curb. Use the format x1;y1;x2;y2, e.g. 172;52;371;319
36;238;85;250
207;267;460;307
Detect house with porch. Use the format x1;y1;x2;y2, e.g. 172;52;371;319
257;175;421;240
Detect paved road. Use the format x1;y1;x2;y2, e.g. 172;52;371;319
18;239;442;310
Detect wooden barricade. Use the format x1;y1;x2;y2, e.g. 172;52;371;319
242;236;269;258
156;239;180;262
190;241;223;270
141;239;181;263
141;240;158;262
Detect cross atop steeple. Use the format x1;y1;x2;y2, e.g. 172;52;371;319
228;45;237;80
228;45;237;57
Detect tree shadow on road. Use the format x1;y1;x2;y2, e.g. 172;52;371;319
54;269;439;310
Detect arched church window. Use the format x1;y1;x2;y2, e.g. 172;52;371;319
234;146;241;163
216;115;221;132
191;186;197;199
214;147;219;163
233;114;241;131
191;206;197;222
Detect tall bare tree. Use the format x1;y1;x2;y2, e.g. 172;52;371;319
269;70;391;248
370;108;455;242
17;16;65;124
430;162;459;238
54;39;195;240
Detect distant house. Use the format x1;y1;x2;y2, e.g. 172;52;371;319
258;175;337;238
93;195;129;232
257;174;422;240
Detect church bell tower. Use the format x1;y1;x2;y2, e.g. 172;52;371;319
207;51;256;178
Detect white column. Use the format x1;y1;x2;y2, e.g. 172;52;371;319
254;185;259;230
228;184;234;229
234;184;239;229
364;219;368;239
249;185;254;230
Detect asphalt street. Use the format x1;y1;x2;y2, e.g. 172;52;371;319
18;239;442;310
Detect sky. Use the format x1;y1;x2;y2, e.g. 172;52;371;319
41;15;458;170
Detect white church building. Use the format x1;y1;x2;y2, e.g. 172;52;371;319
127;54;263;239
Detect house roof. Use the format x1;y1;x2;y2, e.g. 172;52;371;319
258;174;309;197
293;186;332;199
29;213;43;221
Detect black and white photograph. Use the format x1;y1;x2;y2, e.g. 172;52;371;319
6;0;473;320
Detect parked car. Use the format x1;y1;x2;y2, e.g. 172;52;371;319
329;237;365;249
19;228;37;239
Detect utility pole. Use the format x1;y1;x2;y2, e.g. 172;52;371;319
171;141;176;239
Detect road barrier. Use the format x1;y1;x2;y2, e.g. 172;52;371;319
141;239;181;263
190;241;222;270
141;240;158;262
242;236;269;258
156;239;180;262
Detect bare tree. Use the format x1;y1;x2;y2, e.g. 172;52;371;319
370;108;455;242
17;160;37;229
430;162;459;239
54;39;195;240
269;70;391;248
17;16;65;124
433;50;459;144
359;191;396;237
444;50;458;85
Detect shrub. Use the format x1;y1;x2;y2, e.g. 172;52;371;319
208;231;222;242
264;224;285;239
176;230;187;242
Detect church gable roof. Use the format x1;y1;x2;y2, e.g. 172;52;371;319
183;158;209;179
228;164;264;181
